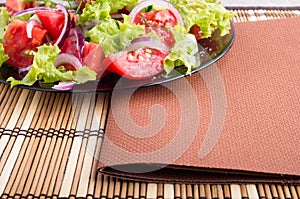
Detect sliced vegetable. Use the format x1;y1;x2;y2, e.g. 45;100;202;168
5;0;36;14
18;65;32;73
13;7;58;17
60;28;85;60
26;19;43;38
34;4;70;47
103;47;168;80
82;42;107;78
52;81;75;90
132;9;178;27
7;45;96;87
0;0;234;89
54;4;70;46
54;53;83;70
145;26;175;48
3;20;47;68
127;37;169;52
129;0;184;27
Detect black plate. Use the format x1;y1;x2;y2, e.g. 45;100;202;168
0;22;235;93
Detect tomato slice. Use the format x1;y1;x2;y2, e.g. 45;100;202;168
61;37;81;60
146;26;175;48
5;0;36;14
3;20;47;69
133;9;176;48
82;42;107;78
103;48;168;80
36;10;65;42
133;9;178;27
189;25;204;40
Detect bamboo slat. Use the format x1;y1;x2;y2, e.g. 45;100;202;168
0;9;300;199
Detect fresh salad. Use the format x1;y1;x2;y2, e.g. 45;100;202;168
0;0;234;90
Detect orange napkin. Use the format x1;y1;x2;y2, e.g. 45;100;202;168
98;16;300;183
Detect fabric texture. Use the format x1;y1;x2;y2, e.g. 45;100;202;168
98;17;300;183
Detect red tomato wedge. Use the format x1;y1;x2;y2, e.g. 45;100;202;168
133;9;178;27
189;24;204;40
61;37;81;60
5;0;36;14
3;20;47;69
103;48;168;80
36;10;65;42
133;9;176;48
83;42;107;78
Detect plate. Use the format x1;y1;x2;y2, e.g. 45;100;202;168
0;22;235;93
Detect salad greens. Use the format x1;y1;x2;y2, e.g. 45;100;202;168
0;44;9;66
87;15;154;56
7;45;96;87
0;7;10;42
78;0;233;74
164;27;200;74
43;0;78;8
0;0;234;89
79;1;111;23
79;0;138;24
169;0;234;38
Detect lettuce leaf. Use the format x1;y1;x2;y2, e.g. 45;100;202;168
7;45;96;87
86;15;146;56
169;0;234;38
164;27;200;74
0;44;9;67
78;0;138;25
79;1;111;25
41;0;78;8
0;7;10;42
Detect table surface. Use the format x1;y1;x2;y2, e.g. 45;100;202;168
0;7;300;199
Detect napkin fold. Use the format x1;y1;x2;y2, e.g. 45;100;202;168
98;17;300;183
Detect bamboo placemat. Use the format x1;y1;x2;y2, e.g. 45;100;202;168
0;9;300;199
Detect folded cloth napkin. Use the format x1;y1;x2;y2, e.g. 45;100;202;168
98;16;300;184
222;0;300;9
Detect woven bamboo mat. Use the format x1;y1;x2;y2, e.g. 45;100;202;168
0;9;300;199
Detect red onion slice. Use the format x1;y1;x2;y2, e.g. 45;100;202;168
26;19;43;38
13;7;58;17
68;28;85;60
52;81;75;90
54;53;83;70
129;0;184;27
18;65;32;73
14;4;70;47
127;37;170;52
54;4;70;47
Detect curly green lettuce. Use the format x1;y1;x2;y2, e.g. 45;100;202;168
7;45;96;87
86;15;148;56
0;7;10;42
164;27;200;74
79;0;139;25
169;0;234;38
79;1;112;24
42;0;78;8
0;44;9;67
